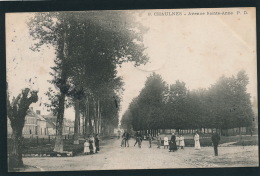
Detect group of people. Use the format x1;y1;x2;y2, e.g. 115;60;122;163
83;130;220;157
120;130;221;156
156;133;185;152
83;134;100;155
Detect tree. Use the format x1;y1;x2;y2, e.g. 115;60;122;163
28;11;148;152
122;70;254;135
122;73;167;133
164;81;188;131
7;88;38;169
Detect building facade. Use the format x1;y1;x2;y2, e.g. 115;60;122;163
7;108;74;137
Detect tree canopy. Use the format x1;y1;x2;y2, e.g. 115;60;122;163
121;71;254;133
28;11;149;151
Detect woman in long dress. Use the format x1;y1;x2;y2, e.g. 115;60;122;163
169;133;177;152
194;132;201;150
91;135;96;153
89;138;94;154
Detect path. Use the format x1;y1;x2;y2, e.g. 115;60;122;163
22;138;258;171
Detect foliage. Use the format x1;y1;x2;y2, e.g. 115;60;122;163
28;11;149;150
121;70;254;132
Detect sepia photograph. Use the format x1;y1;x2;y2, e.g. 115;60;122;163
6;7;258;172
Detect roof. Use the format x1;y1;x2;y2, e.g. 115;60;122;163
63;119;74;128
46;120;56;128
26;108;46;121
43;114;74;128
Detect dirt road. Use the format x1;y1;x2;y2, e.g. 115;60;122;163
22;138;258;171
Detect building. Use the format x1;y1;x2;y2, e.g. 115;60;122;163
7;108;74;137
43;112;74;135
7;108;47;136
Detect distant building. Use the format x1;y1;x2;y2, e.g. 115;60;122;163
7;108;74;137
7;107;47;136
43;112;74;135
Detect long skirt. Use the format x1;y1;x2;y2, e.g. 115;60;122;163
180;140;185;147
84;146;90;153
194;140;201;149
169;141;177;151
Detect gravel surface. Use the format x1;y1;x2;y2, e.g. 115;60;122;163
21;138;259;171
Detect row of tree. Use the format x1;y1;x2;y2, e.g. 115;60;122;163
121;71;254;134
7;11;149;168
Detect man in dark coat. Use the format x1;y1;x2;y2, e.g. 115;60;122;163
134;131;138;147
122;130;130;147
211;132;220;156
95;134;100;153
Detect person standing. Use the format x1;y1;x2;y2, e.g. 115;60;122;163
194;132;201;150
136;132;142;148
169;133;177;152
84;139;90;155
211;132;220;156
91;135;96;153
122;131;130;147
125;130;130;147
176;135;180;149
121;131;126;147
134;131;139;147
118;130;121;139
164;135;169;149
179;135;185;149
156;133;161;149
148;134;153;148
95;134;100;153
89;136;94;154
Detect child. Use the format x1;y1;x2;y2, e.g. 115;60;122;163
179;135;185;149
84;139;90;155
176;135;180;149
164;135;169;149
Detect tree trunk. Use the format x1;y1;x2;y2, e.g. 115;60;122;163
93;99;97;134
87;97;93;135
84;104;88;138
9;127;23;169
82;111;85;136
97;100;100;134
73;99;80;144
54;30;69;153
53;92;66;153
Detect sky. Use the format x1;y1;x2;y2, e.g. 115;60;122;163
6;8;257;121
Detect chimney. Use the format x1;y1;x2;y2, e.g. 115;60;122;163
36;110;41;115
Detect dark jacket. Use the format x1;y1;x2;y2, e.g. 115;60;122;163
211;133;220;145
122;132;130;140
169;135;177;150
171;135;176;141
